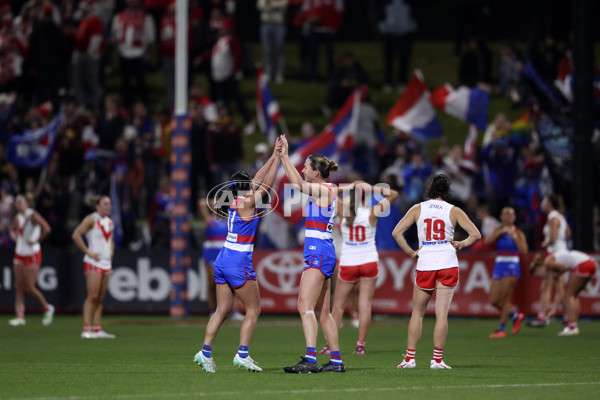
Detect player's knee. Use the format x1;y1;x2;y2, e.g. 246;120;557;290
245;305;261;318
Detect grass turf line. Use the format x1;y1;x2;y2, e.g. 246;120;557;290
1;315;599;400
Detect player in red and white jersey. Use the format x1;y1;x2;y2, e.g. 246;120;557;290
530;250;597;336
392;174;481;370
541;194;570;254
72;195;115;339
529;194;571;327
8;194;53;327
328;181;397;355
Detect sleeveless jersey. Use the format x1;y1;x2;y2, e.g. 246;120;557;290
416;199;458;271
543;210;568;253
339;207;378;266
553;250;592;269
15;208;41;256
495;226;521;265
214;197;259;268
304;184;336;260
203;218;228;264
83;212;114;270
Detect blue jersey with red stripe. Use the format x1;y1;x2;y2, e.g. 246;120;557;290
214;197;259;268
303;184;337;260
492;227;521;280
496;229;520;255
203;218;228;264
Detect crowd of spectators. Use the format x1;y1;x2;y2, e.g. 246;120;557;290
0;0;597;252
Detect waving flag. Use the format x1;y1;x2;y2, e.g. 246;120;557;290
554;57;600;104
430;84;490;130
6;107;62;168
257;86;365;248
256;67;283;145
554;56;573;102
521;60;565;110
110;172;124;248
464;124;478;160
386;70;442;139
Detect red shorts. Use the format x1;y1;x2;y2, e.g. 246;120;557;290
84;263;111;276
415;267;459;290
14;251;42;267
572;260;597;277
339;262;379;282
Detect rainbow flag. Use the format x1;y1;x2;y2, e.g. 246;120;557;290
508;112;530;146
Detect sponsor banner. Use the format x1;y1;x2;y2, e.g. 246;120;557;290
253;250;600;316
1;249;599;316
0;248;209;313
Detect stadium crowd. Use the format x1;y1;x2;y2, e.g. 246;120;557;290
0;0;598;254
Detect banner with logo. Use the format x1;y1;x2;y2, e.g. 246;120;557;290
253;250;600;316
1;249;599;316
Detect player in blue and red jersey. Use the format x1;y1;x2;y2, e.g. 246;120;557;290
484;207;528;338
194;139;283;373
279;135;345;373
199;197;228;314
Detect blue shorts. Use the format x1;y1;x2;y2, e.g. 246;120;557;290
303;255;337;278
214;263;257;288
492;261;521;280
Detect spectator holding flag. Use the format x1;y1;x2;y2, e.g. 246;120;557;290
72;195;116;339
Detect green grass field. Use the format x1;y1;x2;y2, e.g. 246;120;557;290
2;314;599;399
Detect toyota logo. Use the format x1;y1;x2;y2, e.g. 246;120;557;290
256;251;304;295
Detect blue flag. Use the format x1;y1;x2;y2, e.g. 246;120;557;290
110;172;124;248
6;108;62;168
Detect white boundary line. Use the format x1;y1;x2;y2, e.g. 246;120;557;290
10;381;600;400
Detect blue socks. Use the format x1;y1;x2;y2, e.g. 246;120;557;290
238;345;249;359
305;347;317;364
330;350;342;365
202;344;212;358
498;322;507;332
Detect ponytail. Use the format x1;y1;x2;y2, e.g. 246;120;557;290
308;154;338;179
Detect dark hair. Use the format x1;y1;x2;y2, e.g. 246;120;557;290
547;194;562;211
308;154;338;179
217;171;252;219
425;174;451;201
345;187;367;227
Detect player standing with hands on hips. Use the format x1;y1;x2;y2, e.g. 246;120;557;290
72;195;116;339
393;174;481;369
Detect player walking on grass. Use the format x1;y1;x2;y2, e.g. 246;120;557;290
8;194;54;327
72;195;116;339
393;174;481;370
485;207;528;338
325;181;397;355
279;135;345;373
193;139;282;373
530;250;597;336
